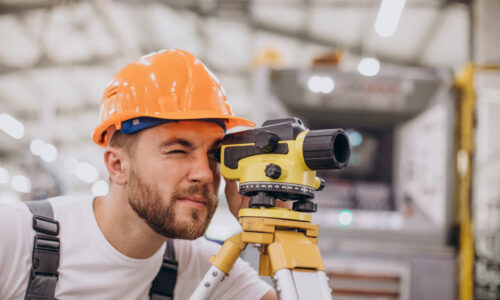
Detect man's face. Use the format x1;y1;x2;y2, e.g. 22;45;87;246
126;120;224;239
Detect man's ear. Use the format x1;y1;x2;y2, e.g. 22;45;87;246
104;147;129;185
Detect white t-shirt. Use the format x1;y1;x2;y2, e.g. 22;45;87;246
0;196;271;300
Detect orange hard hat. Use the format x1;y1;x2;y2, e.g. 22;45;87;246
92;49;255;147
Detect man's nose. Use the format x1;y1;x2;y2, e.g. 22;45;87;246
188;154;214;184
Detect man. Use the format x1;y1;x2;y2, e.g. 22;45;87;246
0;49;276;299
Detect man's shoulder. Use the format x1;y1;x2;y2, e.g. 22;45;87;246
0;196;90;237
0;201;31;224
0;201;34;253
47;195;92;209
0;196;90;225
43;196;94;230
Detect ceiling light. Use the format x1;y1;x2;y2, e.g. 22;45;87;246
40;143;58;162
338;209;354;227
307;76;335;94
374;0;407;38
345;129;363;147
30;139;44;156
11;175;31;193
322;77;335;94
0;113;24;139
0;167;9;184
308;76;323;93
92;180;109;197
75;162;99;184
358;57;380;77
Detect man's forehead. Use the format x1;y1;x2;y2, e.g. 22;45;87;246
160;120;224;132
146;120;224;144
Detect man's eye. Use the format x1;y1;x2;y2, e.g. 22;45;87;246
167;150;186;154
209;149;221;163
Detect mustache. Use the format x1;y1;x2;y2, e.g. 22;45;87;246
172;185;217;204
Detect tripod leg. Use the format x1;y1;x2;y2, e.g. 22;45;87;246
273;269;299;300
273;269;332;300
291;270;331;300
189;233;246;300
190;265;226;299
265;230;332;300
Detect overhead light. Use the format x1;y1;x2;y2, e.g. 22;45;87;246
308;76;322;93
75;162;99;184
11;175;31;193
307;76;335;94
358;57;380;77
92;180;109;197
64;158;79;175
338;209;354;227
345;129;363;147
0;167;9;184
374;0;407;38
40;143;58;162
30;139;44;156
322;77;335;93
0;113;24;139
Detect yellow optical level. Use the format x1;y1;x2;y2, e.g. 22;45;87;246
221;118;350;212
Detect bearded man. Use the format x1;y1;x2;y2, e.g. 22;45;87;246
0;49;276;300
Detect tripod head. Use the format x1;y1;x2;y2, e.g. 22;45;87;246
221;118;351;212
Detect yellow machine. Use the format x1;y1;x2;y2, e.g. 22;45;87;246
190;118;351;300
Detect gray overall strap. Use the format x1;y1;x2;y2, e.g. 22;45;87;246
149;239;178;300
25;200;60;300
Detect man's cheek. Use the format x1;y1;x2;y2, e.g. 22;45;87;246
209;162;221;175
211;165;222;186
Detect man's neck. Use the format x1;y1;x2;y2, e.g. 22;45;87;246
93;185;166;259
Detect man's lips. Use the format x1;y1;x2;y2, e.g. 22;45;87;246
177;196;208;208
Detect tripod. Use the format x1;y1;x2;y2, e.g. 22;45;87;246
189;117;350;299
190;194;332;300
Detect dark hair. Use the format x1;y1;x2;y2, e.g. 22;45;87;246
109;130;140;157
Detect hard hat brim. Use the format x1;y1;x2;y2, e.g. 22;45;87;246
92;112;255;147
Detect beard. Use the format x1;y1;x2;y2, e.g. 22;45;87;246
127;168;218;239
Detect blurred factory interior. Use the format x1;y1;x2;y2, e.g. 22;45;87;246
0;0;499;299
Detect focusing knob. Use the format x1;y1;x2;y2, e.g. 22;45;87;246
265;164;282;179
293;200;317;212
255;131;279;153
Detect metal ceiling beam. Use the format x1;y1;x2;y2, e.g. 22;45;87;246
412;4;450;65
250;0;444;9
0;56;116;76
412;3;471;65
251;20;423;67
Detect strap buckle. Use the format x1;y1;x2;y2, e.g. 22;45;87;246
149;258;178;299
33;215;59;236
161;257;178;273
32;235;60;278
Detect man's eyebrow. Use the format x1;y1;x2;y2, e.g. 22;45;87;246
211;138;223;149
159;138;193;149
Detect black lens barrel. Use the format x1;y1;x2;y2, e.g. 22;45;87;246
302;129;350;170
